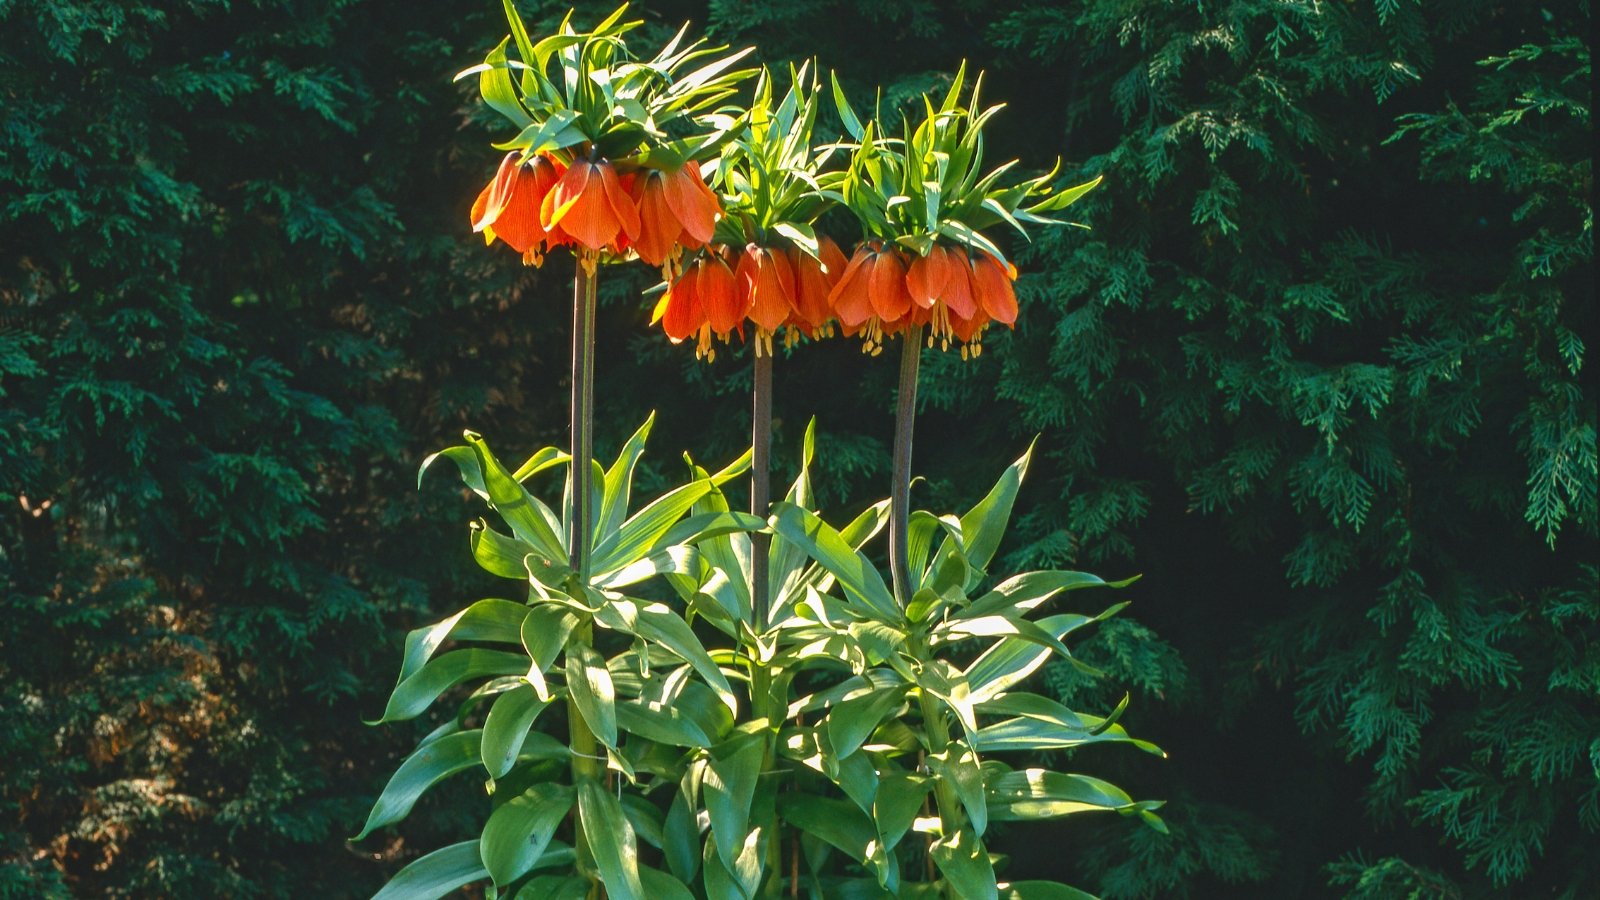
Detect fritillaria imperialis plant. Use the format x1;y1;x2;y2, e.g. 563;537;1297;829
355;5;1161;900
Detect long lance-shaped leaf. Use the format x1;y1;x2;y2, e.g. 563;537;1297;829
480;37;532;128
371;841;489;900
984;768;1155;822
703;733;764;875
930;741;989;836
579;778;646;900
997;882;1097;900
396;599;528;683
372;649;529;724
769;501;898;622
827;683;909;760
596;544;700;589
590;448;752;573
932;614;1074;665
521;603;579;702
633;602;737;713
355;731;483;840
471;520;568;584
481;783;574;886
931;443;1033;591
964;607;1124;703
972;693;1164;756
481;683;554;778
931;826;998;900
955;570;1133;621
597;413;654;542
566;640;618;748
780;794;875;863
467;432;567;560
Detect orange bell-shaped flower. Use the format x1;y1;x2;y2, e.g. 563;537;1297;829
829;241;914;354
631;163;722;273
470;152;569;265
786;236;847;339
735;244;798;355
541;159;642;266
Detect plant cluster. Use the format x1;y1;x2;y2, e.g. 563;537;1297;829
354;4;1154;899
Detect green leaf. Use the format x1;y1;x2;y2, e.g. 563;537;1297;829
513;874;588;900
596;544;700;589
831;72;865;140
471;520;566;583
639;866;697;900
973;693;1163;756
521;603;579;701
481;683;553;778
480;37;533;128
964;609;1118;702
397;599;529;683
567;641;618;748
984;768;1143;820
374;649;529;724
703;734;765;873
467;432;567;559
872;771;931;852
356;731;482;839
579;779;646;900
480;783;574;885
933;444;1032;590
591;449;751;573
598;414;654;542
997;882;1096;899
371;841;489;900
828;684;909;759
930;827;998;900
663;787;701;884
956;571;1130;621
769;501;898;621
780;794;875;863
929;742;988;835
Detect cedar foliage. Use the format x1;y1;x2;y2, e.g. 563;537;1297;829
1;0;1594;898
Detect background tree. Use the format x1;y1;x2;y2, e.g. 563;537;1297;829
2;0;1592;897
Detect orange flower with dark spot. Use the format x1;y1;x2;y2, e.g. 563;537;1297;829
470;151;568;265
540;159;642;266
631;163;722;273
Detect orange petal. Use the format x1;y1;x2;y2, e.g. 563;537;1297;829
942;251;978;319
599;162;642;242
828;246;876;327
789;249;833;330
700;254;746;335
748;246;794;333
819;237;849;286
664;164;719;244
630;174;680;266
905;248;949;309
472;152;522;233
661;266;704;341
867;249;911;322
974;253;1018;325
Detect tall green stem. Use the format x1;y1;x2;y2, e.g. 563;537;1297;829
751;350;773;628
889;325;924;606
566;263;602;892
750;350;784;895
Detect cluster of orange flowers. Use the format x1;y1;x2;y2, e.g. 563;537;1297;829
471;152;720;276
654;238;1017;359
471;152;1020;359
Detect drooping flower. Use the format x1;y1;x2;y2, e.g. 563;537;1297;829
735;243;798;355
828;241;914;355
652;248;745;360
786;237;848;339
470;151;569;265
926;248;1019;358
541;159;643;269
631;163;722;273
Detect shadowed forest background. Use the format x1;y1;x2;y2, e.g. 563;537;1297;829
1;0;1594;897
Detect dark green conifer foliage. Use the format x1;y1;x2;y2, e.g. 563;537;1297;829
2;0;1593;897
